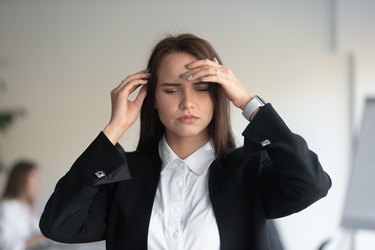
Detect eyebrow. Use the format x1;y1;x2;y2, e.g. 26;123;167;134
194;82;209;86
160;82;181;87
160;82;209;87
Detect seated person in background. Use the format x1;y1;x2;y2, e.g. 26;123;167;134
0;160;46;250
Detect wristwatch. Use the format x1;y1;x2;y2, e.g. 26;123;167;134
242;95;266;121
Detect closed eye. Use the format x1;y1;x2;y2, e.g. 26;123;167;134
164;89;178;94
160;82;181;94
196;87;209;91
194;83;210;91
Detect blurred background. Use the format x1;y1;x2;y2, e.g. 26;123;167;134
1;0;375;249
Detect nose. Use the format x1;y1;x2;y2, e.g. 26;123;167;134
179;87;195;110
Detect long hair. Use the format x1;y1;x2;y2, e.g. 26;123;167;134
137;33;235;158
2;160;38;206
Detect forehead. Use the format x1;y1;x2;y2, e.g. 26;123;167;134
157;52;197;81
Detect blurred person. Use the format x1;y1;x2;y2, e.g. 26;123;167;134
0;160;46;250
40;33;331;249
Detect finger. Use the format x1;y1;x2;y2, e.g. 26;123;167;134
127;69;149;78
131;69;150;79
190;67;219;82
122;71;150;84
199;75;221;84
118;70;149;89
124;79;148;95
184;66;228;83
186;58;218;69
213;57;222;67
119;70;150;86
114;80;148;101
133;85;148;107
180;68;201;80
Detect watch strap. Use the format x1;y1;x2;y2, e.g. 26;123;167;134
242;95;266;121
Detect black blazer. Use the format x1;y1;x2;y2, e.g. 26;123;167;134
40;104;331;250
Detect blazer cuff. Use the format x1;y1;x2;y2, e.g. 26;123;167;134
242;103;293;150
69;132;132;186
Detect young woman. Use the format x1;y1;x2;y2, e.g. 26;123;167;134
40;33;331;250
0;160;46;250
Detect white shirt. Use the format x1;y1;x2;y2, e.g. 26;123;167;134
147;136;220;250
0;199;40;250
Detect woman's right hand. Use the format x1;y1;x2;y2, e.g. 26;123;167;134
103;70;149;145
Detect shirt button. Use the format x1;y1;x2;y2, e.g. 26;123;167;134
176;180;183;186
174;206;181;213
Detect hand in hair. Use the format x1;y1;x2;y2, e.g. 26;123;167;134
103;70;149;144
184;58;253;109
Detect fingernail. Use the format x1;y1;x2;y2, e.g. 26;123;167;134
180;72;190;80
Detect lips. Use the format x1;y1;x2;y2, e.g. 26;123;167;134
177;114;199;124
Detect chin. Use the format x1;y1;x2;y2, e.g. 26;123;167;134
171;128;208;139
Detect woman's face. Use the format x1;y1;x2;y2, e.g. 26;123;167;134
25;168;40;202
155;52;214;142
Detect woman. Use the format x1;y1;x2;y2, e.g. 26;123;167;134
40;33;331;249
0;160;46;250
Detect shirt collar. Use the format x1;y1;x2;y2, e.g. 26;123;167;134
158;135;215;176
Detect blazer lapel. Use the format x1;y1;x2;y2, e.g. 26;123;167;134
114;150;162;248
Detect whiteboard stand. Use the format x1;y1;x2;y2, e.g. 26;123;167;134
340;98;375;250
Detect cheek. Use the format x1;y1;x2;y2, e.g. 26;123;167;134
203;95;214;117
154;96;171;125
27;174;40;194
156;102;174;123
155;92;176;114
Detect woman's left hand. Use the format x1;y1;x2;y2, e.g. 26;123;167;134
184;58;252;109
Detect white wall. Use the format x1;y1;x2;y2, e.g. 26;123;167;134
1;0;374;249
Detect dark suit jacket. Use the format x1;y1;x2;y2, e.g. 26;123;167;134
40;104;331;250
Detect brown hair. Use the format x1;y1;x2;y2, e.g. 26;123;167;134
137;33;235;158
2;160;38;206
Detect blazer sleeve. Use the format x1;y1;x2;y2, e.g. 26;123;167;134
242;103;332;219
39;132;131;243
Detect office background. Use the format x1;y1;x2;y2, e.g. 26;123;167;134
1;0;375;249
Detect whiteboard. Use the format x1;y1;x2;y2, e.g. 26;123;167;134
342;98;375;230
